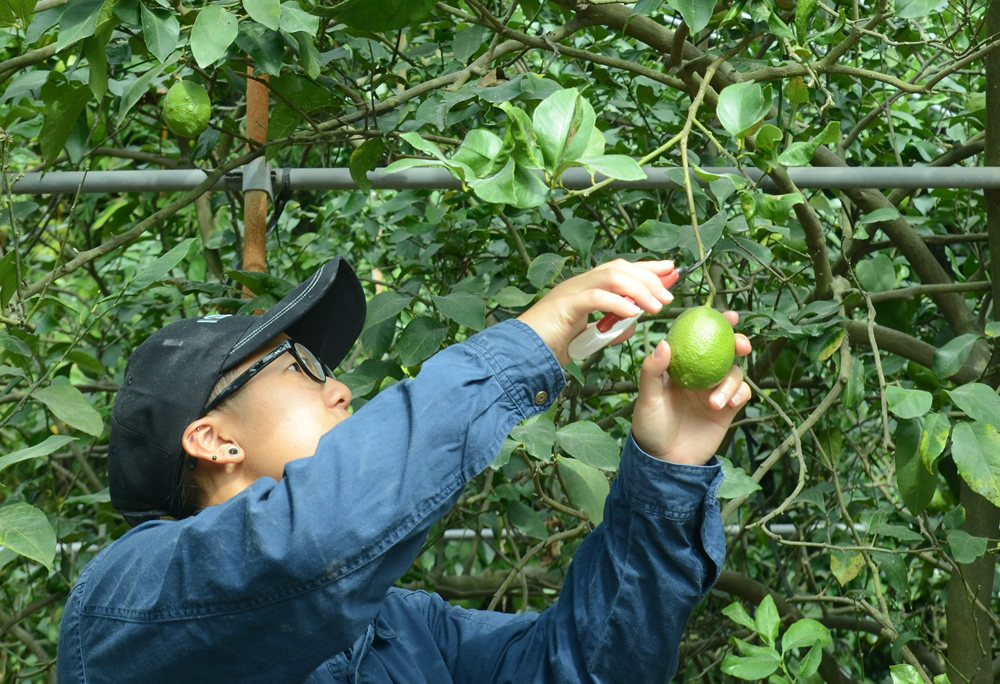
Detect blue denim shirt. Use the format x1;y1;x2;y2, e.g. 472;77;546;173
57;320;724;683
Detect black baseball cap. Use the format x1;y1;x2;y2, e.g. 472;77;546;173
108;256;365;526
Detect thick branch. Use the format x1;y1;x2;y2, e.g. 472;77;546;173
812;147;987;343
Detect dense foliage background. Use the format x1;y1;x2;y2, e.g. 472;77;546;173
2;0;999;681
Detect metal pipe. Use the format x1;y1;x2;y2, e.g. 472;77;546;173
9;165;1000;195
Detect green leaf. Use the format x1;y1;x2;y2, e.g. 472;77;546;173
279;1;319;33
984;321;1000;338
469;158;550;208
506;499;549;539
33;383;104;436
932;333;980;380
115;52;179;127
633;220;681;252
755;124;783;152
895;0;946;19
721;646;781;679
140;5;180;63
797;643;824;679
947;529;988;564
500;102;544;170
559;218;595;258
350;137;387;192
919;412;951;472
947;383;1000;427
795;0;818;42
830;550;864;585
889;664;925;684
678;212;727;261
364;291;413;328
718;457;762;499
781;618;832;652
665;0;717;33
557;457;610;524
452;129;504;177
842;355;865;409
0;503;56;570
855;253;895;292
755;192;803;222
334;0;435;30
894;418;936;515
495;286;536;308
856;207;900;227
236;23;285;76
527;253;570;289
755;594;780;647
776;122;840;166
951;421;1000;507
0;334;30;358
576;155;647;182
0;251;17;311
398;316;448;367
128;238;196;293
717;81;772;139
722;601;757;631
555;421;620;471
0;435;76;474
191;6;238;69
510;416;556;460
431;292;486;331
56;0;102;50
885;386;932;419
532;88;595;172
39;83;91;164
244;0;280;30
292;32;320;79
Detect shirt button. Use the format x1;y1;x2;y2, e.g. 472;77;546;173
534;390;548;405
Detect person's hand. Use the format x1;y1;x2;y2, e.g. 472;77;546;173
631;311;752;465
517;259;676;366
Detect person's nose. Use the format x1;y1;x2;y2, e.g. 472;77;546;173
324;377;352;409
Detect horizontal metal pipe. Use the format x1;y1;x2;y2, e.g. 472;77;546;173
8;165;1000;195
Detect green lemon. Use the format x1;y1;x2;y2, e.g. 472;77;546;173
162;81;211;138
666;306;736;391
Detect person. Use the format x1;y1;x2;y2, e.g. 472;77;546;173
56;255;752;683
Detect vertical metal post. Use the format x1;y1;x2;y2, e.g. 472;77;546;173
243;70;269;284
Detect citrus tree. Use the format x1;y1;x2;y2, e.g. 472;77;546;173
1;0;999;682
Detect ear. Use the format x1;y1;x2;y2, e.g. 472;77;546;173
182;416;246;465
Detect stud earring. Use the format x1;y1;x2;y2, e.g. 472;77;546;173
211;455;217;461
228;447;239;456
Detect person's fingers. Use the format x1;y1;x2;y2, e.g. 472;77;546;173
592;259;675;311
707;364;746;410
734;332;752;357
638;341;671;395
722;310;739;326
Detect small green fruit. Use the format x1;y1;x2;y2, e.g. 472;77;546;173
666;306;736;391
162;81;211;138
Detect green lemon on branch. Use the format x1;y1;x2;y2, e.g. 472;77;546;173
666;306;736;391
162;81;211;138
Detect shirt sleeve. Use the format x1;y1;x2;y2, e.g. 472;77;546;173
58;320;565;684
432;435;726;682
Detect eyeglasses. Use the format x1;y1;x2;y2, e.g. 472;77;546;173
204;340;330;412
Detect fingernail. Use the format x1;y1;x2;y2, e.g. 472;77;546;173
711;391;726;409
662;289;674;303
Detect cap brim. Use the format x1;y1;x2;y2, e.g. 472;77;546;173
224;256;366;373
